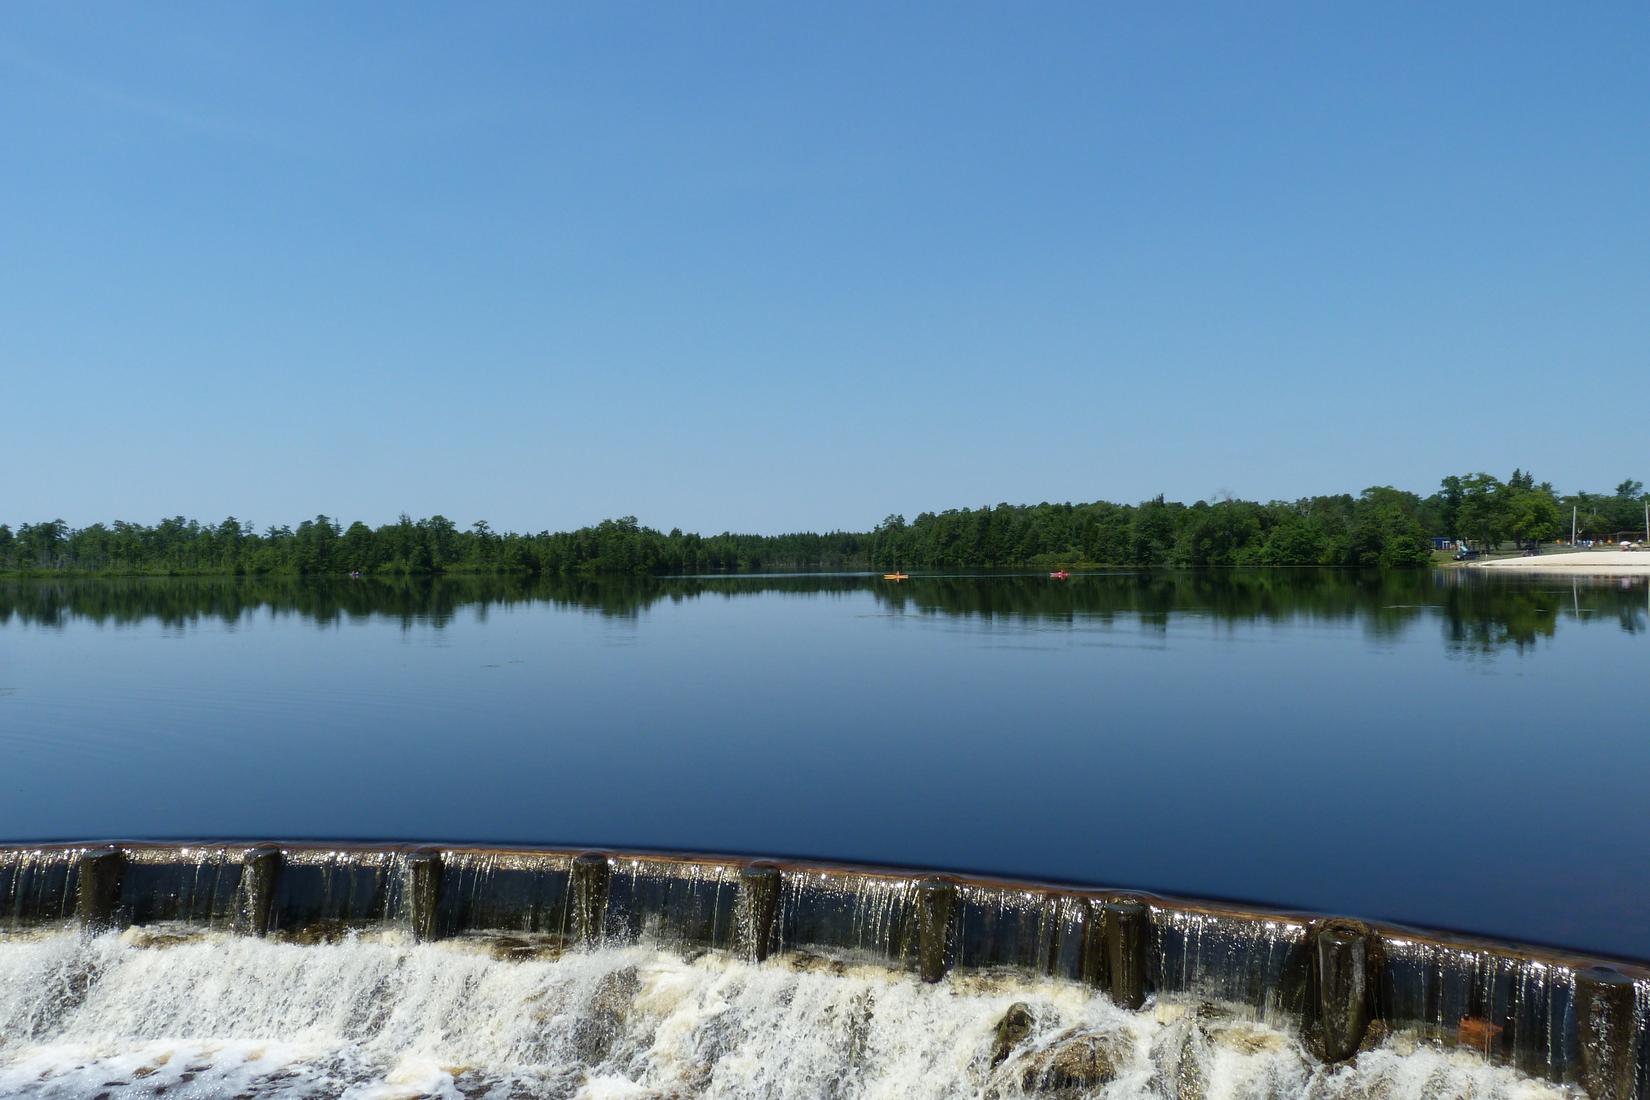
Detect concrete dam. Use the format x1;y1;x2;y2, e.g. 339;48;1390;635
1;841;1645;1099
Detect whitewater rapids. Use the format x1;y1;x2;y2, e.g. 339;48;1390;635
0;927;1576;1100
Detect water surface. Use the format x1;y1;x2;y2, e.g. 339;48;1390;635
1;570;1645;958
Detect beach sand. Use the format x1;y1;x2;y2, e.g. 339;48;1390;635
1472;550;1650;575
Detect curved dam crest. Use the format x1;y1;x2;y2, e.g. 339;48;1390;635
1;842;1645;1100
6;571;1650;963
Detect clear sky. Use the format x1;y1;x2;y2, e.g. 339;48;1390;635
3;3;1645;535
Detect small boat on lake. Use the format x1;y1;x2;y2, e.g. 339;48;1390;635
1049;570;1070;580
883;572;909;581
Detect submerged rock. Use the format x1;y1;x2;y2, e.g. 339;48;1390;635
1153;1002;1317;1100
1155;1016;1208;1100
1003;1028;1127;1096
570;965;642;1063
991;1002;1036;1067
122;927;207;950
785;950;849;976
1211;1021;1294;1057
843;989;876;1070
280;920;352;945
484;933;565;962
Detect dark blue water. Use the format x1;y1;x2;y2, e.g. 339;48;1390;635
1;570;1646;958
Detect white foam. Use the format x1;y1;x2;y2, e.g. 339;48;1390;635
0;929;1582;1099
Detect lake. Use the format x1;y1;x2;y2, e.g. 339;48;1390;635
1;569;1645;960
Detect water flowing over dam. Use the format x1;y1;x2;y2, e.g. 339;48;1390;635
1;843;1644;1099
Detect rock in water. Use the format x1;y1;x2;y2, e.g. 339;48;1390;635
1014;1029;1125;1095
991;1002;1036;1067
570;965;641;1063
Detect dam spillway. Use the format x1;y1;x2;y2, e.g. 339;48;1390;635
1;842;1645;1100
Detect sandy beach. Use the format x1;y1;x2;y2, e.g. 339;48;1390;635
1471;550;1650;575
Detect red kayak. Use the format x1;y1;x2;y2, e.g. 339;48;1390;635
1049;570;1070;580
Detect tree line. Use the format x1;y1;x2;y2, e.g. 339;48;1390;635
3;471;1644;576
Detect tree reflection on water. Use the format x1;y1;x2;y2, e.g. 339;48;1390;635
0;571;1643;653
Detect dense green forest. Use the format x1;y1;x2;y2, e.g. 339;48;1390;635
3;472;1644;576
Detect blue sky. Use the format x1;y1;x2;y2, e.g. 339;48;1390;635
3;3;1646;534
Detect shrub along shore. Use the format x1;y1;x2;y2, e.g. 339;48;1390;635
3;471;1644;577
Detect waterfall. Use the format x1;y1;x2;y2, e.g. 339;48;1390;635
1150;907;1308;1025
0;930;1583;1100
1;843;1642;1099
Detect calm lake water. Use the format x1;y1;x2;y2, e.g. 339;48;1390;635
1;570;1646;959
